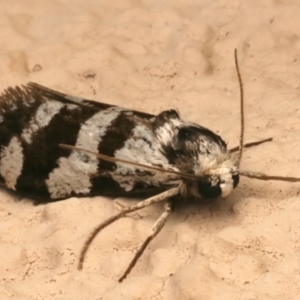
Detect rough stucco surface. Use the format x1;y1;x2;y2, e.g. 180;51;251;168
1;1;300;299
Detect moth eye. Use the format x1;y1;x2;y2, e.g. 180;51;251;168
197;181;222;199
197;173;239;199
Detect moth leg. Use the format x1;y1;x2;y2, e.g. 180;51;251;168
78;185;181;270
119;199;174;282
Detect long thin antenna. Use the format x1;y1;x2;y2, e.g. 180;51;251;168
239;170;300;182
234;48;244;167
230;137;272;153
59;143;197;180
60;138;271;178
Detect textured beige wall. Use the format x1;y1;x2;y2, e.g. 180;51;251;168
1;1;300;299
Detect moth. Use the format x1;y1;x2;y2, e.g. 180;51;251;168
0;51;299;281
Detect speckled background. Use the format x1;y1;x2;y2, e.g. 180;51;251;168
1;1;300;299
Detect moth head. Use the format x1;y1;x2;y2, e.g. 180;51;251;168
186;160;239;199
154;112;240;200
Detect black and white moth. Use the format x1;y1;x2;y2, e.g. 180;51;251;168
1;53;299;281
0;83;241;202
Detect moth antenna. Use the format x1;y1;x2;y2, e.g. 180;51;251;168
233;52;300;184
240;170;300;182
78;186;181;271
59;143;197;180
235;48;244;168
230;137;273;153
119;200;174;282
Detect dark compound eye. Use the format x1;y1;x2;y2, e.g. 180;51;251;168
197;173;239;199
197;180;222;199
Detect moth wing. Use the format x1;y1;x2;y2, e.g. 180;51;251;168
27;82;113;109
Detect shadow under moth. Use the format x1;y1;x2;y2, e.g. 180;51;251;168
0;51;299;281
